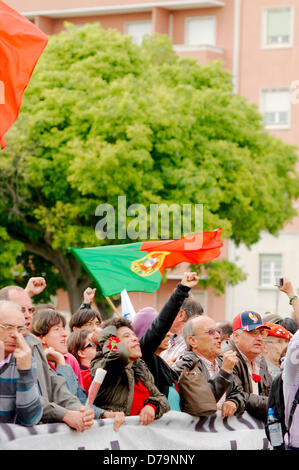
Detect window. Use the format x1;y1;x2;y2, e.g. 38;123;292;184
185;16;216;47
259;254;282;287
263;7;293;47
261;89;291;128
125;21;152;45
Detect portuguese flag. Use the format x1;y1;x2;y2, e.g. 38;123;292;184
0;1;48;149
70;229;222;296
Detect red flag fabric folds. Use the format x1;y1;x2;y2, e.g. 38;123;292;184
0;1;48;149
141;229;223;269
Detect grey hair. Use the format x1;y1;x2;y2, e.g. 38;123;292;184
181;295;204;320
0;286;24;301
182;317;197;350
233;328;243;335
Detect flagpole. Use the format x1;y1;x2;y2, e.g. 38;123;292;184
105;296;121;317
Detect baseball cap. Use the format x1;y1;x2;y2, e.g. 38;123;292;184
262;312;283;324
233;310;271;332
263;322;293;340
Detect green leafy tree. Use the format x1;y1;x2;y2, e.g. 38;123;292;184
1;23;298;312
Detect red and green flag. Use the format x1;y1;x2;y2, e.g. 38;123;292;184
70;229;223;296
0;1;48;149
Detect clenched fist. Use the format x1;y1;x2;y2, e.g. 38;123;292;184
221;350;238;374
221;400;237;418
83;287;96;304
181;272;199;289
25;277;47;297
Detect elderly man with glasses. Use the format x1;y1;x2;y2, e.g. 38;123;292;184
0;300;43;425
174;315;246;418
0;284;94;432
223;311;272;422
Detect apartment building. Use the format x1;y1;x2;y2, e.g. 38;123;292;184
5;0;299;320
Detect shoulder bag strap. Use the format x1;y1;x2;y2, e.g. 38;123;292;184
287;385;299;444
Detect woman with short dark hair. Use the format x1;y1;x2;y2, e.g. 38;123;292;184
69;308;102;346
31;309;83;386
90;316;170;426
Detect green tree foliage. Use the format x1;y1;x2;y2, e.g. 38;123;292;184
1;23;298;311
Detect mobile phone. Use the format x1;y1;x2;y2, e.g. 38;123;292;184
274;277;283;287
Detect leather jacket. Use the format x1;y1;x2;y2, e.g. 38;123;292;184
174;350;246;415
222;339;272;422
90;326;170;418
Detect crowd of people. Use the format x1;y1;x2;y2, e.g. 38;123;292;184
0;272;298;450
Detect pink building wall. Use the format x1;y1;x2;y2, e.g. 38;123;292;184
238;0;299;149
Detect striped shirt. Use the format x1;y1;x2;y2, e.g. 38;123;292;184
0;354;43;426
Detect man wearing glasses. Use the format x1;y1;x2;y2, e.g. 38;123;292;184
0;300;43;425
174;315;246;418
223;311;272;422
0;285;94;432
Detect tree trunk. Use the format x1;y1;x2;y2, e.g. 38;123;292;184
66;281;84;314
24;241;92;314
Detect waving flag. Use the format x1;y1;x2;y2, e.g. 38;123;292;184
70;229;222;296
0;1;48;149
121;289;137;321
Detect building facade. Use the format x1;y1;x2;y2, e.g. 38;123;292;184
5;0;299;320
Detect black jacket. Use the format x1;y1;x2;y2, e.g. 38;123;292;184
139;283;191;398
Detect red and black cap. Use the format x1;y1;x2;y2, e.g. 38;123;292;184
233;311;271;332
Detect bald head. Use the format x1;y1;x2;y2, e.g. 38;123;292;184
0;286;34;336
0;300;22;317
0;285;24;301
183;315;215;342
183;315;222;361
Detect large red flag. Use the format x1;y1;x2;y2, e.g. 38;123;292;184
0;1;48;149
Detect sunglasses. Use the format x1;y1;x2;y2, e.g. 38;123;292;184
205;328;222;336
194;328;222;338
81;341;96;350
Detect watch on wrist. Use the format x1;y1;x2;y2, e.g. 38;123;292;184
289;295;298;305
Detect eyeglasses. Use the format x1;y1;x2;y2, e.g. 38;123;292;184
81;342;96;350
247;328;268;337
0;322;27;334
20;306;36;316
205;328;222;336
194;328;222;337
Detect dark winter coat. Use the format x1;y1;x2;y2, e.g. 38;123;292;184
222;339;272;422
90;326;170;418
